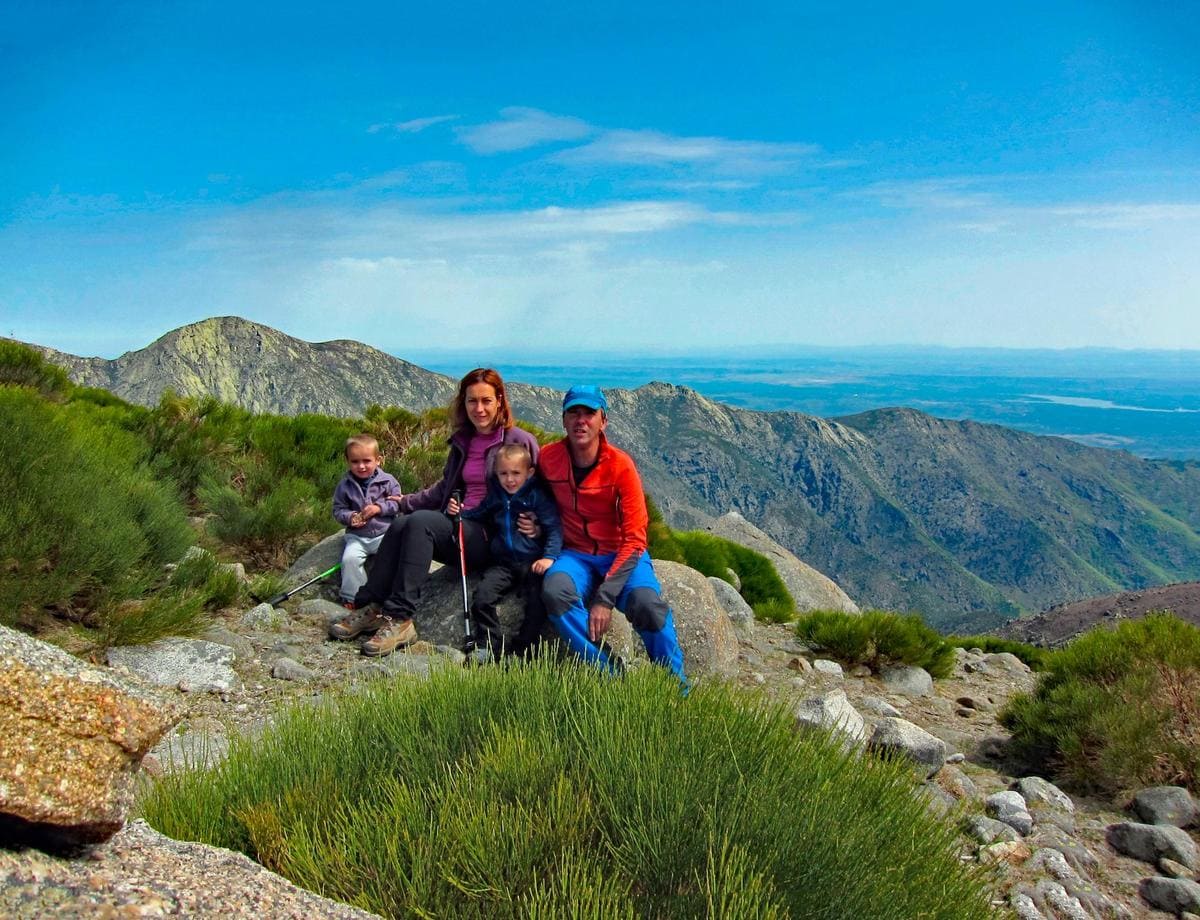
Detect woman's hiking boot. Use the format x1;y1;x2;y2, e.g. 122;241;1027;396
360;616;417;656
329;606;387;640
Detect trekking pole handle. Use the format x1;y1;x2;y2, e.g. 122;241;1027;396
450;489;463;521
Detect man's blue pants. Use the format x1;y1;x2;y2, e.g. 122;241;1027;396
543;549;687;684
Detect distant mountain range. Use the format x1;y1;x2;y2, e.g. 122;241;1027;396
29;316;1200;633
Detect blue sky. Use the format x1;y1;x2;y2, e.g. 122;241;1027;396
2;1;1198;357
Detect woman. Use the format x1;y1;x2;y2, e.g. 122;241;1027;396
329;368;539;656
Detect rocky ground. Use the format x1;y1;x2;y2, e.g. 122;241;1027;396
996;582;1200;648
3;576;1198;919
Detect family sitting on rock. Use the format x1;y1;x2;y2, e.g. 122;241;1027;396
327;368;688;687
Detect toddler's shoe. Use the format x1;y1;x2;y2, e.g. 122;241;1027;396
329;606;386;640
360;616;417;656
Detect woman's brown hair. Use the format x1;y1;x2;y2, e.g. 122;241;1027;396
450;367;513;431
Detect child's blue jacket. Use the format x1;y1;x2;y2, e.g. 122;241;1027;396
463;477;563;565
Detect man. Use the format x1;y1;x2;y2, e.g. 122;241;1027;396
538;384;687;685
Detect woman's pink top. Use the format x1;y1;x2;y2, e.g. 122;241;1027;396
461;432;492;509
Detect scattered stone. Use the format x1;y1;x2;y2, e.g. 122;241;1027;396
965;815;1021;844
1029;805;1076;835
270;640;305;660
880;664;933;696
867;717;947;779
849;664;872;678
1132;786;1198;829
982;652;1030;673
1;626;182;845
937;764;977;799
1107;822;1198;869
812;659;844;678
1013;777;1075;813
240;603;282;630
1032;880;1091;920
0;819;383;918
859;696;902;718
1140;877;1200;915
271;658;315;682
216;561;249;582
283;532;345;588
1010;892;1046;920
298;598;352;625
201;626;255;662
946;752;966;764
987;791;1034;836
979;840;1032;866
1160;857;1195;879
108;638;240;694
793;689;866;747
787;656;812;672
706;576;754;629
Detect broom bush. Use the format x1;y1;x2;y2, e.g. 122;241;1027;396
140;660;996;919
1000;612;1200;796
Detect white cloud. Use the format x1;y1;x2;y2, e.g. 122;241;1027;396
368;114;459;134
1048;203;1200;229
554;129;818;174
457;107;594;154
855;178;998;211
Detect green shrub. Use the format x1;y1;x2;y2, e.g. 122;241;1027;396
141;661;994;919
0;387;192;626
98;589;210;648
795;609;956;678
0;340;71;397
947;634;1050;671
170;551;246;609
200;466;328;565
646;502;796;622
1000;612;1200;796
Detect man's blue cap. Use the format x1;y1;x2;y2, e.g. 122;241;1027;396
562;384;608;412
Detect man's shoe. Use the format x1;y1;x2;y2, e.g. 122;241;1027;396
360;617;417;656
329;606;387;640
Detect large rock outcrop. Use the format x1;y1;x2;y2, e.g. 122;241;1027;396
704;512;859;613
0;626;183;845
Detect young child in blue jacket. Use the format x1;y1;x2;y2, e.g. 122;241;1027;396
332;434;402;606
462;442;562;657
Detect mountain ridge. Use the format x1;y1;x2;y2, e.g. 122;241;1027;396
24;316;1200;632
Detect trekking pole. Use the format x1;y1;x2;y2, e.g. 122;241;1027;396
451;490;476;656
259;563;341;607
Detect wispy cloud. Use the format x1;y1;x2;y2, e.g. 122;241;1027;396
553;129;818;175
855;178;998;211
368;114;459;134
1048;203;1200;229
457;107;594;153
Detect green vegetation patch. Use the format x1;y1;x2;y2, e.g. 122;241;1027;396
647;499;796;623
794;609;956;678
140;661;994;919
0;384;193;628
1000;612;1200;797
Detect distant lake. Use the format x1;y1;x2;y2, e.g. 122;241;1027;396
404;347;1200;461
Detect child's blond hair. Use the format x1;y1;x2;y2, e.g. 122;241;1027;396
494;443;534;469
344;434;382;459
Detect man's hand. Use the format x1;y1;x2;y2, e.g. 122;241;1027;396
588;602;612;643
531;558;553;575
516;512;540;538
